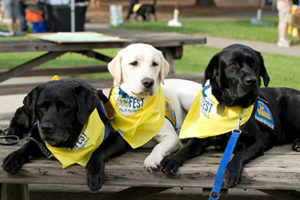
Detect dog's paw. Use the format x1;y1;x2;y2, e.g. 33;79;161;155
143;154;163;172
2;151;25;174
87;170;104;192
292;138;300;152
224;161;242;188
86;161;105;192
159;155;182;175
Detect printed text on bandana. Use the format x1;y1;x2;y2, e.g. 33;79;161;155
117;95;146;116
200;96;213;118
64;129;90;151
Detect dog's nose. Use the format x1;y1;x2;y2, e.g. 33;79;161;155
142;78;154;88
40;122;54;134
243;76;257;86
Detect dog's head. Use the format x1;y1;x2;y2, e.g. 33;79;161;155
108;43;170;98
23;79;105;147
203;44;270;108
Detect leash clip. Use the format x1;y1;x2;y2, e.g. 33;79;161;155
235;109;244;131
209;191;220;200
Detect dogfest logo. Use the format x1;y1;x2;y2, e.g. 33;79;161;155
116;88;147;116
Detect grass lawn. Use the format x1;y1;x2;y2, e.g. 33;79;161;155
0;19;299;90
0;45;299;90
118;18;279;43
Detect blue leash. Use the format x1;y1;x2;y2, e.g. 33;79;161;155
208;110;243;200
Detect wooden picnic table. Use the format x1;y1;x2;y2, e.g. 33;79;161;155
1;141;300;200
0;32;206;95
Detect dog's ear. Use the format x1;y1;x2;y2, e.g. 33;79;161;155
23;85;42;125
73;86;98;124
203;53;220;86
159;52;170;84
256;51;270;87
108;51;123;85
8;86;41;138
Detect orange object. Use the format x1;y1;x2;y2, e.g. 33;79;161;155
25;9;43;23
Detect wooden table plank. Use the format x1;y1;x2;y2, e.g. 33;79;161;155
0;52;66;82
0;74;204;95
0;40;129;53
0;144;299;190
0;33;206;53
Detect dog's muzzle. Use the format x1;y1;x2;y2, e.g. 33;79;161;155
141;78;154;89
243;76;257;86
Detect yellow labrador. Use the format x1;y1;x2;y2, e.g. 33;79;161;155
108;43;201;170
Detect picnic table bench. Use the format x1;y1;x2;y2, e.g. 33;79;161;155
0;32;206;95
1;135;300;200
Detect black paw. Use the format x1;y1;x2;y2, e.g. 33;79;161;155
224;161;242;188
159;155;183;175
87;171;104;192
292;139;300;152
86;160;105;192
2;151;25;174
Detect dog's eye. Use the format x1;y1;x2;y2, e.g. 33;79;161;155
40;102;50;110
152;62;158;67
231;63;238;67
130;61;138;66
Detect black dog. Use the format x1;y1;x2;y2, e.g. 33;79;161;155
2;78;128;191
125;0;157;21
160;44;300;187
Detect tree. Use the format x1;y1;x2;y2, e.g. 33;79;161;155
195;0;216;6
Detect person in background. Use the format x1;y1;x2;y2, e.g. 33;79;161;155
0;0;4;22
3;0;23;36
19;0;27;31
277;0;293;47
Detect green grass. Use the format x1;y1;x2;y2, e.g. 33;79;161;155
118;18;279;43
0;24;29;40
172;45;300;90
0;49;120;79
0;18;299;90
1;45;298;90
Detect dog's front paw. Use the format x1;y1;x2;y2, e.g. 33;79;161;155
143;154;163;172
87;170;104;192
292;138;300;152
2;151;26;174
86;161;105;192
224;161;242;188
159;154;182;175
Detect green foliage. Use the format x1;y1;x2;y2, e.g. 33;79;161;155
119;18;278;42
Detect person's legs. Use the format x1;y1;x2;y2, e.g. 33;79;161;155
12;0;21;32
4;1;15;35
278;20;288;39
277;1;292;47
7;18;15;35
19;1;27;31
16;18;22;33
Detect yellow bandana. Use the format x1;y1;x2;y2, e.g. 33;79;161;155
46;108;107;168
109;87;166;149
133;3;142;13
180;84;254;139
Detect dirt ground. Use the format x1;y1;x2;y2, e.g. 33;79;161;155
85;0;263;22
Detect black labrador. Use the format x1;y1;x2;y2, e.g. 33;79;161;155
160;44;300;187
125;0;157;21
2;78;129;191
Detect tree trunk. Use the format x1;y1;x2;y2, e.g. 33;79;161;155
195;0;216;6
